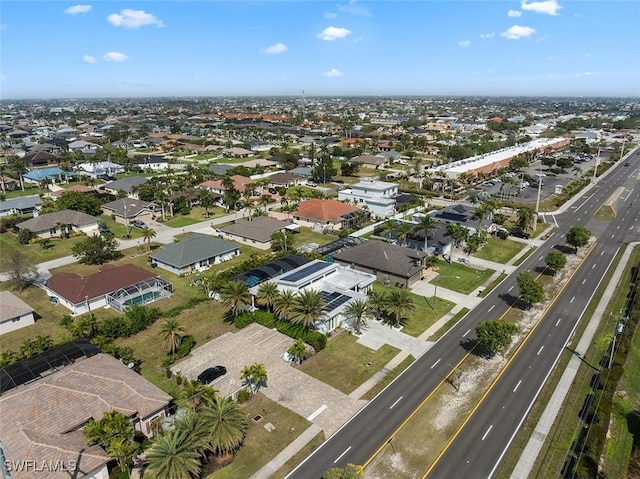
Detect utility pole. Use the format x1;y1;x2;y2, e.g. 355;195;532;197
593;147;600;181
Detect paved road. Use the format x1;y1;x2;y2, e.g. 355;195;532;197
286;149;640;479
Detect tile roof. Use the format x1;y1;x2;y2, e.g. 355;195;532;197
0;291;34;322
16;210;98;233
333;240;426;279
294;198;359;222
0;353;171;479
46;264;157;304
150;233;239;268
200;175;252;193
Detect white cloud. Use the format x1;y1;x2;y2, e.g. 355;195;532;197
337;0;371;17
575;71;599;77
323;68;343;78
501;25;536;40
64;4;92;15
521;0;561;16
107;9;164;28
458;40;471;47
480;32;495;39
82;55;96;63
262;43;288;55
317;26;351;41
103;51;128;62
508;9;522;17
324;12;337;19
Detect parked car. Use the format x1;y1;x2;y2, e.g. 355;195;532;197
97;174;116;181
130;219;147;229
306;181;317;187
197;366;227;384
268;187;278;194
99;226;113;236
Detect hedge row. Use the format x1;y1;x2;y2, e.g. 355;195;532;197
234;311;327;351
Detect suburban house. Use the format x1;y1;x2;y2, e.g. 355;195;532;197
199;175;253;195
350;154;389;168
266;172;305;187
67;139;99;154
223;147;254;158
332;240;428;288
217;216;298;250
404;215;454;257
0;195;43;217
23;166;74;185
231;254;310;288
338;178;398;217
15;209;99;238
0;175;20;192
209;164;235;176
102;198;156;225
101;176;149;197
249;259;376;333
0;341;172;479
150;233;240;275
131;154;170;170
0;291;36;335
43;263;173;315
293;198;363;231
21;150;63;168
432;203;492;234
77;161;124;178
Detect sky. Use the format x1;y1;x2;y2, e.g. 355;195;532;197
1;0;639;99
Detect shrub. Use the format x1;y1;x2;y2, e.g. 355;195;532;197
306;331;327;351
236;388;251;403
253;311;277;329
235;312;255;329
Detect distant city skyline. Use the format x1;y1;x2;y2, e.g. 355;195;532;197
1;1;639;100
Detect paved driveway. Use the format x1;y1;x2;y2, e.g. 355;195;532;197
172;323;366;435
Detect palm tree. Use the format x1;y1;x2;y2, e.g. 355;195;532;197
291;289;326;330
384;287;415;328
395;221;412;246
199;188;214;217
140;227;157;252
201;396;248;458
344;299;369;335
287;339;307;365
106;437;139;476
240;362;268;395
32;334;53;354
256;282;279;312
0;350;17;367
55;221;68;238
84;410;135;449
157;319;186;355
258;194;272;212
418;214;437;253
367;289;387;321
144;427;203;479
182;379;215;410
219;280;251;318
273;289;296;321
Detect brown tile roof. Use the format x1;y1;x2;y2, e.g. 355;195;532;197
46;264;157;304
294;198;359;222
0;353;171;479
201;175;252;193
0;291;34;322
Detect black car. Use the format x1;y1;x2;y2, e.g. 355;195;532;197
197;366;227;384
97;174;116;181
130;219;147;229
99;227;113;236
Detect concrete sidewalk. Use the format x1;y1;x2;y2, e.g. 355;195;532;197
510;242;638;479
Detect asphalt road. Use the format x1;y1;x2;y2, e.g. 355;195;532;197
287;149;640;479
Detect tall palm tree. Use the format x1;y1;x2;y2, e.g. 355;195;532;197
141;227;157;252
384;287;415;328
367;288;387;321
291;289;326;330
395;221;412;246
256;282;279;313
199;188;214;218
418;214;437;253
201;396;248;458
344;298;369;335
219;280;251;318
182;379;215;410
240;362;268;395
144;427;203;479
273;289;296;322
157;319;186;355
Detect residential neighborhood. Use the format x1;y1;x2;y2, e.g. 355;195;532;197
0;95;638;479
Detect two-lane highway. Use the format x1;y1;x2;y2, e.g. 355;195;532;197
287;148;640;479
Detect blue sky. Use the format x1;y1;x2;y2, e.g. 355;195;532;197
1;1;639;99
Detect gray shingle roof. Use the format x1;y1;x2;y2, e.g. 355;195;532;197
150;233;239;268
0;195;42;212
16;210;98;232
333;240;426;278
102;197;155;217
103;176;148;193
219;216;294;243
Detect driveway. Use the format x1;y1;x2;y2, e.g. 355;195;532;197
172;323;366;435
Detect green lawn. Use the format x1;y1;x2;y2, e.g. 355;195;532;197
163;206;226;228
361;355;415;400
271;431;326;479
299;331;400;394
209;394;312;479
294;227;339;248
475;237;525;264
1;186;47;198
430;260;495;294
0;230;87;273
98;215;143;239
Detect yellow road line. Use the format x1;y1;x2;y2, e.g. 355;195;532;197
422;241;597;478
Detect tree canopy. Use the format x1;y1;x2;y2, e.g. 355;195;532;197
475;320;519;357
545;250;567;275
56;191;103;216
71;234;120;264
566;225;591;253
516;271;545;307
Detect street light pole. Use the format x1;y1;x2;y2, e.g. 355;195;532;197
432;274;460;308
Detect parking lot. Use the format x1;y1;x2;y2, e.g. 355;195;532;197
172;323;366;435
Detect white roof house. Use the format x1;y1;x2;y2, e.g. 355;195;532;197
338;178;398;217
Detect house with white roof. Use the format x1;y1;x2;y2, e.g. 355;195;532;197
338;178;398;217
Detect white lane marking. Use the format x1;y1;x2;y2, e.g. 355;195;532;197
513;380;522;392
612;234;615;238
570;296;575;303
482;425;494;441
582;279;586;284
307;405;328;421
537;346;544;356
488;305;495;312
600;251;605;256
592;264;597;269
555;318;561;326
574;194;593;213
334;446;352;464
463;329;471;337
389;396;403;410
553;216;558;227
431;358;441;369
617;225;621;230
539;256;544;261
508;286;514;292
577;217;581;222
